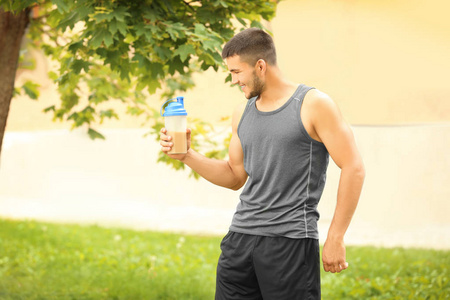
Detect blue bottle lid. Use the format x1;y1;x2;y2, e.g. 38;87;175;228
160;96;187;117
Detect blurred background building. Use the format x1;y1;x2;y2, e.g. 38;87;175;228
1;0;449;249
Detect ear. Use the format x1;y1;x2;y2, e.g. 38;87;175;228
255;59;267;74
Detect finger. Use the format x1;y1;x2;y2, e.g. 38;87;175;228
161;144;173;152
338;259;348;270
160;127;167;133
323;260;332;272
160;133;171;141
161;141;173;147
159;133;171;142
337;259;347;271
336;262;348;273
160;140;173;148
325;263;335;273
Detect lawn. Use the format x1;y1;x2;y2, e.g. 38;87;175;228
0;219;448;299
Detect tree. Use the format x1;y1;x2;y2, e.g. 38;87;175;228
0;0;279;175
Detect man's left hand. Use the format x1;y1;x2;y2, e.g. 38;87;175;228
322;238;349;273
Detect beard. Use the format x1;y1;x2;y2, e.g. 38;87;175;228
246;71;265;99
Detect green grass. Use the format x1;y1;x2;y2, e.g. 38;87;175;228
0;219;448;299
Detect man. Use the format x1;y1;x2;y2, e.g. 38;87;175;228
160;28;365;299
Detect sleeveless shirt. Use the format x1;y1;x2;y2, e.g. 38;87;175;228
230;84;329;239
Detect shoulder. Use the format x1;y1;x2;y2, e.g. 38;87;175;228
304;88;337;109
303;88;343;122
301;88;345;142
233;101;248;120
231;101;249;132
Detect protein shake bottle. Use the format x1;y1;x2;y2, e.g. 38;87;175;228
160;96;188;154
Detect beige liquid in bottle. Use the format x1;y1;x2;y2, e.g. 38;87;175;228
168;131;187;154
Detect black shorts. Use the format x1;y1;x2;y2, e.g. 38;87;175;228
215;231;320;300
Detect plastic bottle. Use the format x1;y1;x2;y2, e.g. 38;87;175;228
160;97;188;154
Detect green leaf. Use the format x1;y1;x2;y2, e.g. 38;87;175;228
116;21;128;36
71;59;90;74
89;28;113;48
109;19;118;35
149;62;164;79
88;128;105;140
52;0;70;13
104;50;121;68
75;4;92;20
22;81;40;100
124;33;137;44
168;56;186;75
127;106;144;116
89;30;105;48
164;21;187;41
2;0;37;11
111;6;131;22
13;87;21;98
199;53;216;66
57;11;79;31
250;20;263;29
119;64;131;81
147;80;161;94
236;17;247;27
43;105;56;113
100;109;119;119
93;12;114;23
134;23;146;38
132;53;150;69
103;30;114;47
174;44;195;62
99;109;119;123
193;23;208;38
153;46;171;60
68;41;84;54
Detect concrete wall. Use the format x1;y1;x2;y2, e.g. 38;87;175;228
1;125;449;249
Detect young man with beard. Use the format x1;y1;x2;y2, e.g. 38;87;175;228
159;28;365;299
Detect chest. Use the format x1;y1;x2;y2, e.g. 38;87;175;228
238;104;306;150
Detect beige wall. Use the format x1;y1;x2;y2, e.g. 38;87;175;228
7;0;450;131
272;0;450;125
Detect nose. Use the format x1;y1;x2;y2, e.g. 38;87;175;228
231;74;239;85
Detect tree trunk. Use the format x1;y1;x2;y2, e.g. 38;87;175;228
0;8;31;158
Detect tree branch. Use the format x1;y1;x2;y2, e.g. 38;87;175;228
182;1;196;11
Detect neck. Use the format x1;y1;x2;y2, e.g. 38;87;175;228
258;66;298;104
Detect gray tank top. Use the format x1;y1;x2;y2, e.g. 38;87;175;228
230;84;329;239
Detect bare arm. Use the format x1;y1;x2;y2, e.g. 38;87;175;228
160;103;248;191
307;90;365;273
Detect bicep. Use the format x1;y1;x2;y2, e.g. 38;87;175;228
314;96;362;169
228;103;248;187
229;132;246;170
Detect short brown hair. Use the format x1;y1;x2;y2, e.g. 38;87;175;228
222;28;277;66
